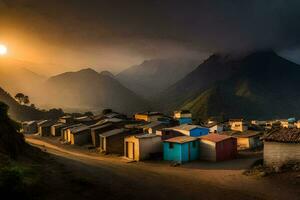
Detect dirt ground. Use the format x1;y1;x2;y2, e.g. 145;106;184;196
25;136;300;200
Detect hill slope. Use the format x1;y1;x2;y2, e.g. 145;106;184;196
158;51;300;120
116;59;199;98
0;87;63;121
43;68;149;114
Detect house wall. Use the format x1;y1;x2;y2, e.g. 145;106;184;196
209;125;223;133
105;133;133;155
190;128;209;137
231;122;248;132
91;126;115;147
237;138;250;149
199;140;216;161
181;141;199;162
71;130;91;145
139;137;162;160
216;139;237;161
124;136;140;160
178;118;192;125
264;142;300;168
39;126;51;137
163;142;182;162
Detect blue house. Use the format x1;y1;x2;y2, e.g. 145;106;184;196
178;118;193;125
163;136;199;163
171;124;209;137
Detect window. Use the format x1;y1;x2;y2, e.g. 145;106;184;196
169;143;174;149
192;141;196;148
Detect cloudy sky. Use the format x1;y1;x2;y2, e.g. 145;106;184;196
0;0;300;75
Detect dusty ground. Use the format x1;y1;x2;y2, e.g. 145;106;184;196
25;135;300;200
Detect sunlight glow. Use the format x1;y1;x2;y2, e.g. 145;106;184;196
0;44;8;55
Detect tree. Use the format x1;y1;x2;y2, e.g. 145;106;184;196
14;93;25;104
14;93;30;105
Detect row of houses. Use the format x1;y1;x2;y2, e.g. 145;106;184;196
21;111;300;167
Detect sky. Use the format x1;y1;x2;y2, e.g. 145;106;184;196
0;0;300;75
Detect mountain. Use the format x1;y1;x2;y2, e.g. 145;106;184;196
43;68;149;114
116;58;199;98
158;50;300;120
0;58;46;103
0;87;63;121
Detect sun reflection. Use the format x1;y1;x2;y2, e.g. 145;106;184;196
0;44;8;56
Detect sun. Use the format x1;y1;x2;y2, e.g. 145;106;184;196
0;44;7;56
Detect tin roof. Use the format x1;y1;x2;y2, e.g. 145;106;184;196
70;125;90;133
101;128;126;137
164;136;198;144
263;128;300;143
172;124;206;131
221;130;262;138
135;133;160;139
200;134;232;143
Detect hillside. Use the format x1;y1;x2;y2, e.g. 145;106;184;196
116;58;199;98
158;51;300;120
43;68;149;114
0;87;63;121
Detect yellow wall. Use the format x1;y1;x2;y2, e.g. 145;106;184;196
237;138;250;149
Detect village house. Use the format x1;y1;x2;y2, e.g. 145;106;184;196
38;120;56;137
67;124;91;145
280;119;295;128
137;121;170;134
22;121;38;134
90;123;116;147
61;124;83;142
99;128;134;155
134;112;164;122
173;110;192;125
51;123;67;137
295;120;300;129
124;134;162;161
251;120;267;126
163;136;199;163
229;119;248;132
199;134;237;162
222;131;263;150
156;128;185;140
58;115;74;124
170;124;209;137
206;122;224;133
263;128;300;168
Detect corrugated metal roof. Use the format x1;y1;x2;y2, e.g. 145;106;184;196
263;128;300;143
200;134;232;143
172;124;206;131
101;128;126;137
135;134;160;139
70;125;90;133
164;136;198;144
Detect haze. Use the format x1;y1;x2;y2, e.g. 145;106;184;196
0;0;300;76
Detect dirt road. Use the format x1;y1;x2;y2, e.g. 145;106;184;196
26;137;300;200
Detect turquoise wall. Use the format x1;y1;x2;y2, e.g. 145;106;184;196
190;128;209;137
163;141;199;163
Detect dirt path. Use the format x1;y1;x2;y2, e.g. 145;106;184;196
26;137;300;200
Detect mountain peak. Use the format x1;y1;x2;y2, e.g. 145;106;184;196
77;68;98;74
99;70;114;78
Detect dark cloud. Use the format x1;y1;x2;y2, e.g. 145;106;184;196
1;0;300;72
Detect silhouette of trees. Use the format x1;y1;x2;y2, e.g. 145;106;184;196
14;93;30;105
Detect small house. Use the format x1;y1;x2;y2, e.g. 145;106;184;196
99;128;134;155
295;120;300;129
163;136;199;163
173;110;192;125
59;115;74;124
137;121;170;134
67;125;91;145
134;112;164;122
280;119;294;128
156;128;185;140
222;131;262;150
229;119;248;132
199;134;237;161
206;122;224;133
51;123;67;137
263;128;300;168
171;124;209;137
38;120;56;137
22;121;38;134
124;134;162;161
61;124;83;142
90;123;115;147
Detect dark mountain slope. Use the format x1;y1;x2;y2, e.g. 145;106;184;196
159;51;300;119
0;87;63;121
116;59;199;98
44;68;149;114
